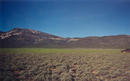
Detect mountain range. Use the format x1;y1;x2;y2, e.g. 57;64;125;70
0;28;130;48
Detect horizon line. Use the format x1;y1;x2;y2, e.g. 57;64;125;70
0;27;130;38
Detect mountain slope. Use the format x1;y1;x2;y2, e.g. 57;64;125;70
67;35;130;48
0;28;65;48
0;28;130;48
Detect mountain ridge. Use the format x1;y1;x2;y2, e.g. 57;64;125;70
0;28;130;48
1;27;130;38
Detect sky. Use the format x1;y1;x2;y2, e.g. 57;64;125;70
0;0;130;37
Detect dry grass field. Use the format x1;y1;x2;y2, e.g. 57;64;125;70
0;48;130;81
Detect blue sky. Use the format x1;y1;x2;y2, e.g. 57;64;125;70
0;0;130;37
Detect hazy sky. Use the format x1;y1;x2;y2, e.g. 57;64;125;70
0;0;130;37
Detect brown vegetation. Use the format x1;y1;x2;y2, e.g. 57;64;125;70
0;52;130;81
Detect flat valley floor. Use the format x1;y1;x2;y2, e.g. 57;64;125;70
0;48;130;81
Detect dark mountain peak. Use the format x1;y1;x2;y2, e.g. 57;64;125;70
11;27;40;33
10;27;59;37
10;27;24;32
0;27;63;40
8;27;23;33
